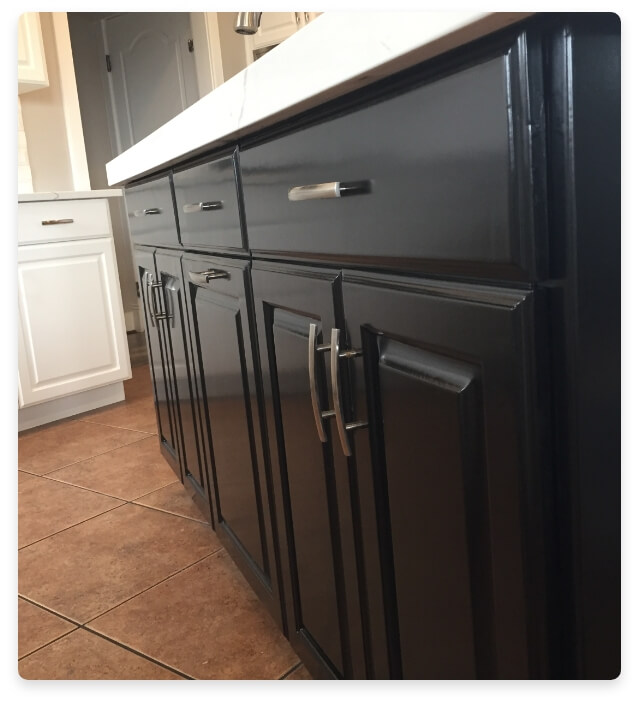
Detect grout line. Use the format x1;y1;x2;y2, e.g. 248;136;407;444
78;625;193;679
80;416;158;434
130;480;181;502
18;595;83;627
21;471;131;502
18;503;126;551
278;661;305;680
18;627;80;662
36;434;157;476
82;549;224;626
128;499;209;526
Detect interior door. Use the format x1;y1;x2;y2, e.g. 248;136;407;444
340;270;542;679
134;247;181;479
103;13;199;153
154;250;210;520
182;253;282;627
251;261;366;680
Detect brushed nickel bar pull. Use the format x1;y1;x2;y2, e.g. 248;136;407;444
182;201;223;213
145;274;156;327
188;269;230;286
308;323;333;443
288;180;371;201
150;281;172;322
330;327;367;457
41;218;74;225
132;207;161;217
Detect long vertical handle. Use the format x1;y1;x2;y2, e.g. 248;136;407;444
308;323;333;443
330;328;367;457
150;281;172;322
145;274;156;327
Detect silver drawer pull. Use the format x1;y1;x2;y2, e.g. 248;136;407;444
41;218;74;225
308;323;334;443
330;328;367;457
188;269;230;286
182;201;223;213
288;180;371;201
132;208;162;217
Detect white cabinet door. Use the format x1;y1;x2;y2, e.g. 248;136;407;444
18;237;131;407
18;13;49;94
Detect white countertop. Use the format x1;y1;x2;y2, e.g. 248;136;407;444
19;189;123;203
106;11;532;186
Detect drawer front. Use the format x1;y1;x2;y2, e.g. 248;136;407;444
173;150;245;252
241;42;541;281
18;199;112;245
124;176;179;246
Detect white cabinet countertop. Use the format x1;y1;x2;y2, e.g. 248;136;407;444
19;189;123;203
106;11;532;186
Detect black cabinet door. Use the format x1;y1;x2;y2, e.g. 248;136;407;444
340;271;545;679
134;247;181;478
154;250;211;521
182;253;282;626
251;261;366;680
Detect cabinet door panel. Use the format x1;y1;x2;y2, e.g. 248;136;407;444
134;248;181;477
252;262;365;679
155;251;210;516
342;271;541;679
18;238;130;407
182;254;281;624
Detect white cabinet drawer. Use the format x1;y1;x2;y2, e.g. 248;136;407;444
18;198;112;244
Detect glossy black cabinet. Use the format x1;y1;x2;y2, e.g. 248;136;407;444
181;253;283;627
251;261;366;679
134;247;211;520
123;13;619;681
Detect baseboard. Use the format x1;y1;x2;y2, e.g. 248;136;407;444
124;305;144;332
18;382;125;432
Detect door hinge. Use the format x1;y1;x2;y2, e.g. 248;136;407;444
105;54;112;72
187;38;194;53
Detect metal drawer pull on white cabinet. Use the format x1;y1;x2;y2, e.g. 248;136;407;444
182;201;224;213
330;327;367;457
188;269;230;285
288;180;371;201
308;323;334;443
41;218;74;225
132;207;162;217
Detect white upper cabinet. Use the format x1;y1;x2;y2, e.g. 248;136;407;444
245;12;321;63
18;13;49;93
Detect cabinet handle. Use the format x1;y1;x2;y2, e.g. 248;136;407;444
305;12;310;22
330;327;367;457
308;323;334;443
150;281;172;322
296;12;300;24
145;274;156;327
188;269;230;286
288;180;371;201
132;208;162;217
182;201;223;213
41;218;74;226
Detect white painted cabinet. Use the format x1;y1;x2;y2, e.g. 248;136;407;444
245;12;321;63
18;13;49;94
18;195;131;429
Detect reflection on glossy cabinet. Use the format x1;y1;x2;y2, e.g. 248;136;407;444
18;237;130;407
18;13;49;93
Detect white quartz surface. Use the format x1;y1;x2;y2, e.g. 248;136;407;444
106;11;532;186
18;189;122;202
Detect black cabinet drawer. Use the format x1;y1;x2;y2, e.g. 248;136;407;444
125;176;179;247
173;150;245;252
241;36;543;281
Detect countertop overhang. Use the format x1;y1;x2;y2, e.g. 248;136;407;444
106;11;533;187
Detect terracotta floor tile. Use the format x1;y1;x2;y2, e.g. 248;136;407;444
123;365;154;402
18;598;76;659
48;436;177;501
82;396;158;434
19;628;182;680
19;503;221;623
19;475;123;548
134;481;208;523
18;471;36;484
90;551;299;679
285;664;313;680
18;420;151;475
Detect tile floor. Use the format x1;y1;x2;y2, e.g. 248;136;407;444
18;357;312;680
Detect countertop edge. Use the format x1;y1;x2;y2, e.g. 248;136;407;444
18;189;123;203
